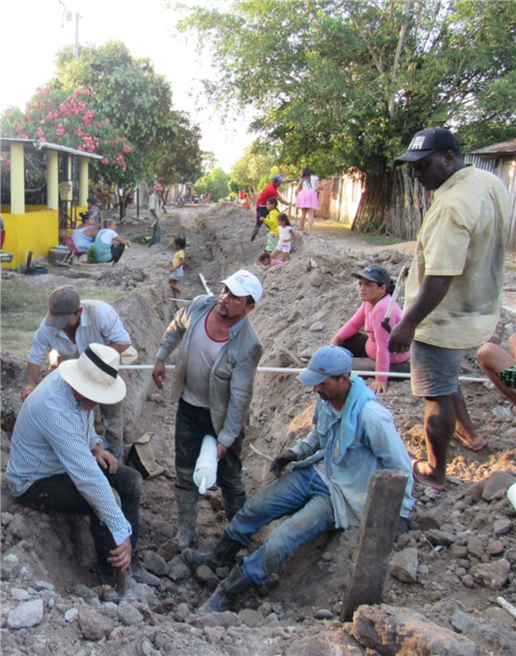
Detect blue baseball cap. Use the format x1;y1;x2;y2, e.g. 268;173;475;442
297;346;353;387
272;175;284;184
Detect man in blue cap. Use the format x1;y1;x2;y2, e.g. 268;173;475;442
182;345;414;613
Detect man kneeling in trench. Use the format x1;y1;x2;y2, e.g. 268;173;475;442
183;345;415;613
6;343;152;587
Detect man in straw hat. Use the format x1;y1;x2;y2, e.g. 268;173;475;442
22;285;131;459
182;345;414;613
7;344;150;587
152;269;264;551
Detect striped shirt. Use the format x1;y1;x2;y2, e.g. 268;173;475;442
6;370;132;546
28;300;131;366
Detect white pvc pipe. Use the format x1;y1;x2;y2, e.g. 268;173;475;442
199;273;213;296
119;363;489;383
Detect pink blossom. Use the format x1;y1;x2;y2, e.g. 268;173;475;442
40;120;45;125
123;145;132;153
101;157;109;165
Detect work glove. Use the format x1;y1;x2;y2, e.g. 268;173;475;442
270;450;298;478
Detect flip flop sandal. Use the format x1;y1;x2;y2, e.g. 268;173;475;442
453;431;487;452
492;405;516;420
411;459;445;492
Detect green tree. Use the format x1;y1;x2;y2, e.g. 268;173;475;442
229;140;280;195
194;166;231;200
153;112;204;185
53;41;203;212
177;0;516;232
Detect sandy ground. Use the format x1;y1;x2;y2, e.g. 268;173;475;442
1;203;516;655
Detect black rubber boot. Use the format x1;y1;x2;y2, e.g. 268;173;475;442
182;531;242;571
250;226;260;242
175;487;199;551
199;565;252;614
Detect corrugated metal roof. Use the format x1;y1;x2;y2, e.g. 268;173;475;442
470;138;516;156
0;137;104;160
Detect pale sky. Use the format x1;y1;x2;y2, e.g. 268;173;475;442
0;0;254;171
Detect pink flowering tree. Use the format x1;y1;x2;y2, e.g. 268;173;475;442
1;86;136;207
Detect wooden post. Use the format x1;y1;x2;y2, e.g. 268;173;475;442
341;469;408;622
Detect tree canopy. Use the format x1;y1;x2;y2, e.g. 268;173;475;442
194;166;231;200
1;41;204;200
228;140;283;195
178;0;516;181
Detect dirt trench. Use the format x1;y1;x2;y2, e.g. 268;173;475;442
1;203;516;656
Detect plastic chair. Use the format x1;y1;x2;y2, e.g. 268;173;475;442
55;235;83;267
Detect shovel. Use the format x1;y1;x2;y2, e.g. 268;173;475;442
381;265;408;333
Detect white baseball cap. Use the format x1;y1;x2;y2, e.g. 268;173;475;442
221;269;262;302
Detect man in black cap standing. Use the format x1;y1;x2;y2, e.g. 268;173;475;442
389;127;511;491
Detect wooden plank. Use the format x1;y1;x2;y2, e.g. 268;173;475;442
341;469;408;622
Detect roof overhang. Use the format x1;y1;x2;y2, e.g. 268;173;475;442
0;137;104;160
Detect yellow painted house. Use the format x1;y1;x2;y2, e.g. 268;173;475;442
0;137;103;269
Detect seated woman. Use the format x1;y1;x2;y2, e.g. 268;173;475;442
94;219;130;264
331;264;410;394
72;212;97;254
477;334;516;417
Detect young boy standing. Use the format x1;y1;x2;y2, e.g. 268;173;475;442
263;198;280;253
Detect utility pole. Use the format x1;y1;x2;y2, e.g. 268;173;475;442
59;0;81;57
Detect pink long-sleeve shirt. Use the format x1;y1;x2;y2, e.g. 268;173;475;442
334;295;410;381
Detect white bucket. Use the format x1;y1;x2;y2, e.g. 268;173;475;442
508;482;516;511
193;435;218;494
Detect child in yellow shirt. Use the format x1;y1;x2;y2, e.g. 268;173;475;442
169;237;186;298
263;197;280;253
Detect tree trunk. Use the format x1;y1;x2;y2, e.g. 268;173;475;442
353;169;428;240
352;171;393;234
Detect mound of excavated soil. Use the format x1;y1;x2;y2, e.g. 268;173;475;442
1;204;516;656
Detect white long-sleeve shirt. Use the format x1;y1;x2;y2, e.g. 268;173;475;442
6;370;132;546
28;300;130;366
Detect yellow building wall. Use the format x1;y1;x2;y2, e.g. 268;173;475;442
1;210;59;270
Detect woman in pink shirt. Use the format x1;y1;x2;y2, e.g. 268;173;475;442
331;264;410;394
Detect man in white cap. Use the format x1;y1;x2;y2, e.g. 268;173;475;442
389;127;511;491
22;285;131;459
152;270;264;550
6;344;148;587
182;345;414;613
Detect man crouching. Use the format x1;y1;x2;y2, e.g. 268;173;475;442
6;343;148;588
183;345;414;613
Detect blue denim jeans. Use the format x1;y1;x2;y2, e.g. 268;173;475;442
227;466;335;586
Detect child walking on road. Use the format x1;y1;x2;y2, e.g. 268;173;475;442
169;237;186;298
271;214;295;262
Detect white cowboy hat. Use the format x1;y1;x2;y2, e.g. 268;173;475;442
59;343;127;404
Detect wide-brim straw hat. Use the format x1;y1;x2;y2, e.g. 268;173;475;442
60;343;127;404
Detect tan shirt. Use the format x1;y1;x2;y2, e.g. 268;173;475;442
404;165;510;349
